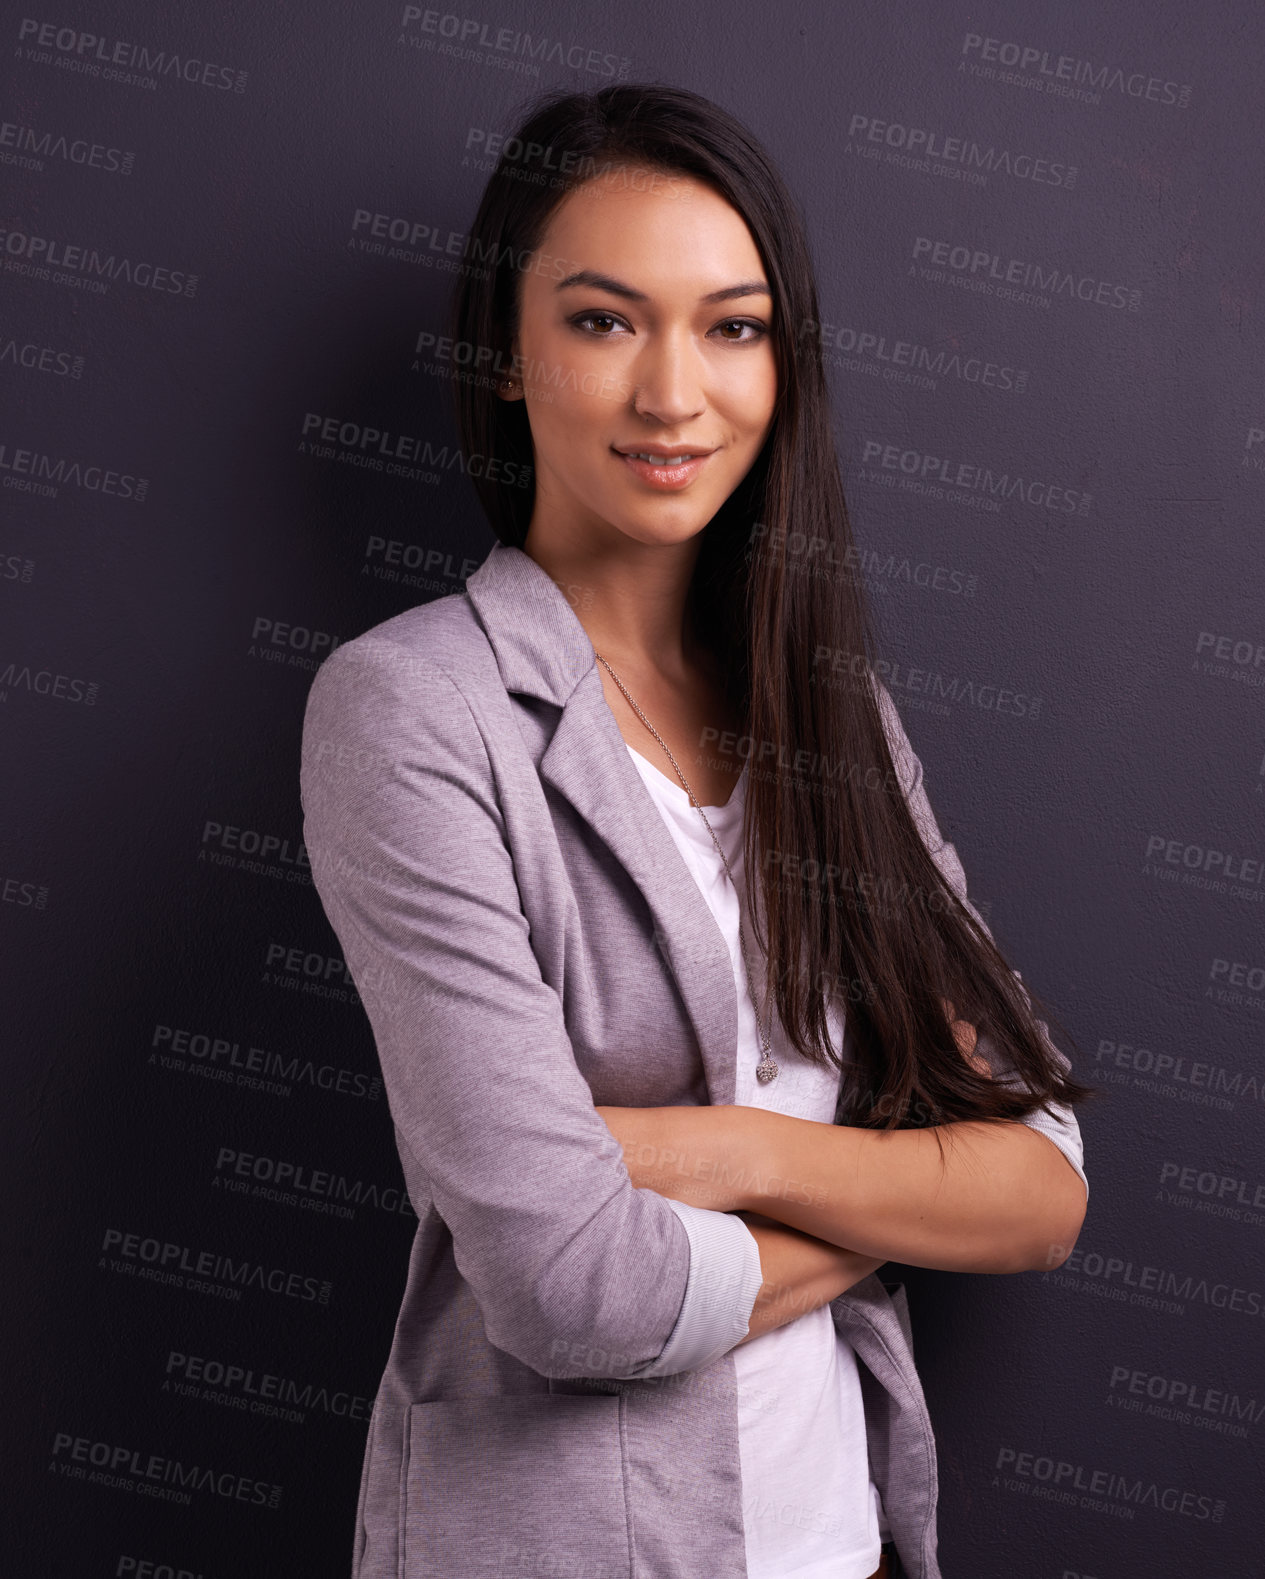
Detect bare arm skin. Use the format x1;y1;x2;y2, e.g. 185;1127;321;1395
597;1004;1083;1283
597;1085;1085;1275
731;1210;887;1345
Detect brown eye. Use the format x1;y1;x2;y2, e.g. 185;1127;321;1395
573;312;622;335
714;319;766;342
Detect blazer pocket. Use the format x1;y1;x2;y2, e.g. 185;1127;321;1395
400;1393;632;1579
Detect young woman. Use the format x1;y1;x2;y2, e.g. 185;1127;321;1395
301;83;1092;1579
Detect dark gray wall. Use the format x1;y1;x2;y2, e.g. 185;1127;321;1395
5;2;1262;1574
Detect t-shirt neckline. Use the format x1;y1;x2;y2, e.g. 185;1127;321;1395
625;739;748;813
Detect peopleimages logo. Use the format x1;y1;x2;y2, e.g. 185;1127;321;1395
0;659;98;704
1207;957;1265;1014
812;646;1040;721
959;33;1192;110
1051;1242;1265;1319
362;535;481;594
1158;1161;1265;1228
50;1431;280;1509
0;333;82;379
150;1022;383;1102
1108;1363;1265;1436
199;817;311;884
993;1447;1224;1522
1095;1034;1264;1111
212;1144;415;1221
298;411;532;489
397;7;631;81
0;225;197;297
0;117;134;174
1143;833;1265;903
1193;629;1265;688
249;615;343;665
858;436;1091;516
15;19;249;94
847;112;1076;189
0;439;148;502
911;235;1141;312
746;524;979;600
100;1227;333;1305
0;549;36;581
164;1350;373;1425
805;318;1028;395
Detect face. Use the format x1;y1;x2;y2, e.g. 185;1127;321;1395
504;163;779;556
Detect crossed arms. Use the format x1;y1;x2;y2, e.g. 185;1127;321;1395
596;1095;1087;1276
594;1095;1088;1345
595;982;1087;1343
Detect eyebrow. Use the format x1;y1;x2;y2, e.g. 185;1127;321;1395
554;268;771;305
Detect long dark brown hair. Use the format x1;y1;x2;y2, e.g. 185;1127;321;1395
449;81;1095;1136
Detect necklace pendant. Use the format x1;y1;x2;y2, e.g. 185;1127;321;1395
755;1056;780;1084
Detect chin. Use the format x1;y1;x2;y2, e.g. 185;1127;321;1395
617;515;713;548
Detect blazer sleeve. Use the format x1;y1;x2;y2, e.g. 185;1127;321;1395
299;637;760;1378
874;681;1088;1204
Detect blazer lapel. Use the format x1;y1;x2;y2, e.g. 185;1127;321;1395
465;541;740;1108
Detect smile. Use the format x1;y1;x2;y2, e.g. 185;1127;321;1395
612;448;715;489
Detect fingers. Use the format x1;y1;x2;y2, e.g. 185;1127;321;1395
941;998;990;1077
941;998;975;1052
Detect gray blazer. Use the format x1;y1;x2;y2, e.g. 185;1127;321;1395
300;540;1087;1579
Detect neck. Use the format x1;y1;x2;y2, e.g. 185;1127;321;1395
522;527;709;680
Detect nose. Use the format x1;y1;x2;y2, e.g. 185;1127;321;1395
629;328;706;428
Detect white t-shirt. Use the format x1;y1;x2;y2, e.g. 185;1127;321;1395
627;742;891;1579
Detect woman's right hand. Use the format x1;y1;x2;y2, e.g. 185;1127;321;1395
942;998;991;1078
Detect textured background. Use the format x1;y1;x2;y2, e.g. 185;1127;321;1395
5;2;1263;1574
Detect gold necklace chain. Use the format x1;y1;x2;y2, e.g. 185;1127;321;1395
596;653;780;1084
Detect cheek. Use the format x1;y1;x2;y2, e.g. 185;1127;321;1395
548;383;609;439
527;396;613;493
720;361;778;434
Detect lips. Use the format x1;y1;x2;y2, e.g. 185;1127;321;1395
613;446;715;462
613;447;715;489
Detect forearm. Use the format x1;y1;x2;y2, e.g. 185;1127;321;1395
732;1211;886;1345
598;1103;1085;1275
740;1109;1085;1274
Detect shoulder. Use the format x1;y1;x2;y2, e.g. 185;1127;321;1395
299;590;508;782
325;588;495;683
307;590;499;712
